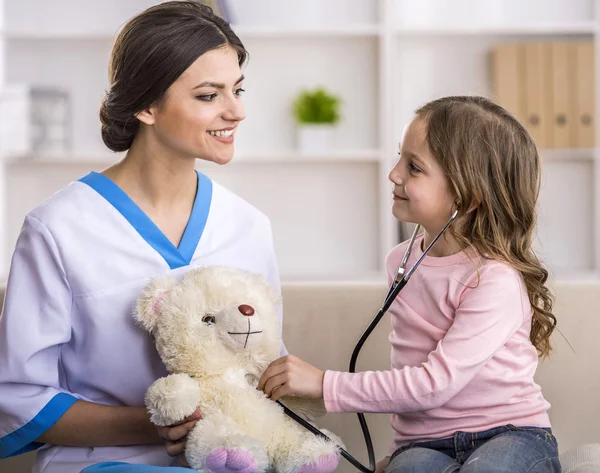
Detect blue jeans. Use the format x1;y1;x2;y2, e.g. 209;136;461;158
387;425;561;473
81;462;194;472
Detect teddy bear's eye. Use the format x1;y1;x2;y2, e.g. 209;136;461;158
202;315;216;325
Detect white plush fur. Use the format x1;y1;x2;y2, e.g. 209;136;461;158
134;266;343;473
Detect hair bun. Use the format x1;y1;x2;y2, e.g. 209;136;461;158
99;91;139;152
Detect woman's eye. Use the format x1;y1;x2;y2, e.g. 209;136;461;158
196;93;217;102
234;88;245;97
202;315;216;325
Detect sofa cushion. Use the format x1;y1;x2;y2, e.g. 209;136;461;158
0;280;598;473
560;443;600;473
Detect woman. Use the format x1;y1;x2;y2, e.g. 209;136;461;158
0;2;284;472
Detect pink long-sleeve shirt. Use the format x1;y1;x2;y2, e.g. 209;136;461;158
322;235;551;453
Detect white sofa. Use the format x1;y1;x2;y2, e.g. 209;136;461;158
1;280;599;473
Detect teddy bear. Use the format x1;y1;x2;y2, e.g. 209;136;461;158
134;265;344;473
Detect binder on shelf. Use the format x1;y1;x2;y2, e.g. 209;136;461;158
573;41;595;148
490;43;525;125
549;41;574;149
522;42;552;149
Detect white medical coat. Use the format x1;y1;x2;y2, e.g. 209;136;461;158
0;171;285;473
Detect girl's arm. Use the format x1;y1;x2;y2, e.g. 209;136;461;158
259;264;526;414
37;401;160;446
321;264;526;414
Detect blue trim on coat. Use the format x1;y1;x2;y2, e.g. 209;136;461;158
79;171;212;269
0;392;78;458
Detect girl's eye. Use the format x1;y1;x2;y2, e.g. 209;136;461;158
202;315;216;325
234;88;245;97
196;93;217;102
409;162;422;174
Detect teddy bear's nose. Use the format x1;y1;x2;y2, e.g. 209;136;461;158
238;304;255;316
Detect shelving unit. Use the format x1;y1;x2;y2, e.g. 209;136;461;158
385;0;600;281
1;0;599;282
234;25;382;38
394;24;597;35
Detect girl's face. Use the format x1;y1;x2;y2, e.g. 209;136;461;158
141;45;246;165
388;116;457;234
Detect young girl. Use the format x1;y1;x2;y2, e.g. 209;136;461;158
0;2;286;472
258;96;561;472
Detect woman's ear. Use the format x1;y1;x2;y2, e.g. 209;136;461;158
135;107;156;126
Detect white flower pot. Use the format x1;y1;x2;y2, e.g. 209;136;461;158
296;124;335;155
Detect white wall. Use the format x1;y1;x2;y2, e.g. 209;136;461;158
0;0;6;272
1;0;599;281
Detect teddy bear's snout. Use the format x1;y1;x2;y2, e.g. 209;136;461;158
215;304;265;351
238;304;254;316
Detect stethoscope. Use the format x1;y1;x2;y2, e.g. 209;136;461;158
277;208;459;473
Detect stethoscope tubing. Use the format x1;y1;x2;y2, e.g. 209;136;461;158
279;209;459;473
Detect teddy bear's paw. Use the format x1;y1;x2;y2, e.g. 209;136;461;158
187;430;269;473
298;452;339;473
205;447;261;473
145;374;201;426
186;416;270;473
275;428;341;473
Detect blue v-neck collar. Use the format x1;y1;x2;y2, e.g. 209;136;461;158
79;170;212;270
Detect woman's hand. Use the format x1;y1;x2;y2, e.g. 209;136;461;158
257;355;325;402
155;410;202;461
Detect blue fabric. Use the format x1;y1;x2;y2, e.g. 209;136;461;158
79;171;212;270
387;425;561;472
81;462;195;472
0;392;78;458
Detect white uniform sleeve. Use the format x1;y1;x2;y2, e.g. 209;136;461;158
0;215;77;458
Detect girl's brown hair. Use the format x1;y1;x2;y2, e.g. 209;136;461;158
416;96;556;357
100;1;247;152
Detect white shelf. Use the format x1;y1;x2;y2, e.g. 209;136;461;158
8;23;593;41
395;22;597;36
5;150;383;166
5;153;120;166
3;25;383;41
541;148;598;162
4;31;115;40
235;25;381;38
234;149;382;163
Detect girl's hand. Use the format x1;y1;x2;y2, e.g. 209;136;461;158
257;355;325;402
373;456;390;473
155;410;202;458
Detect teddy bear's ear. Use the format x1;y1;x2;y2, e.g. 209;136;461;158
134;275;177;333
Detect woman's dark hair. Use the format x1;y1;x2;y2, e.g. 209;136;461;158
100;1;247;152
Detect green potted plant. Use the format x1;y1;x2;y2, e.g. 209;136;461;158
292;87;341;155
